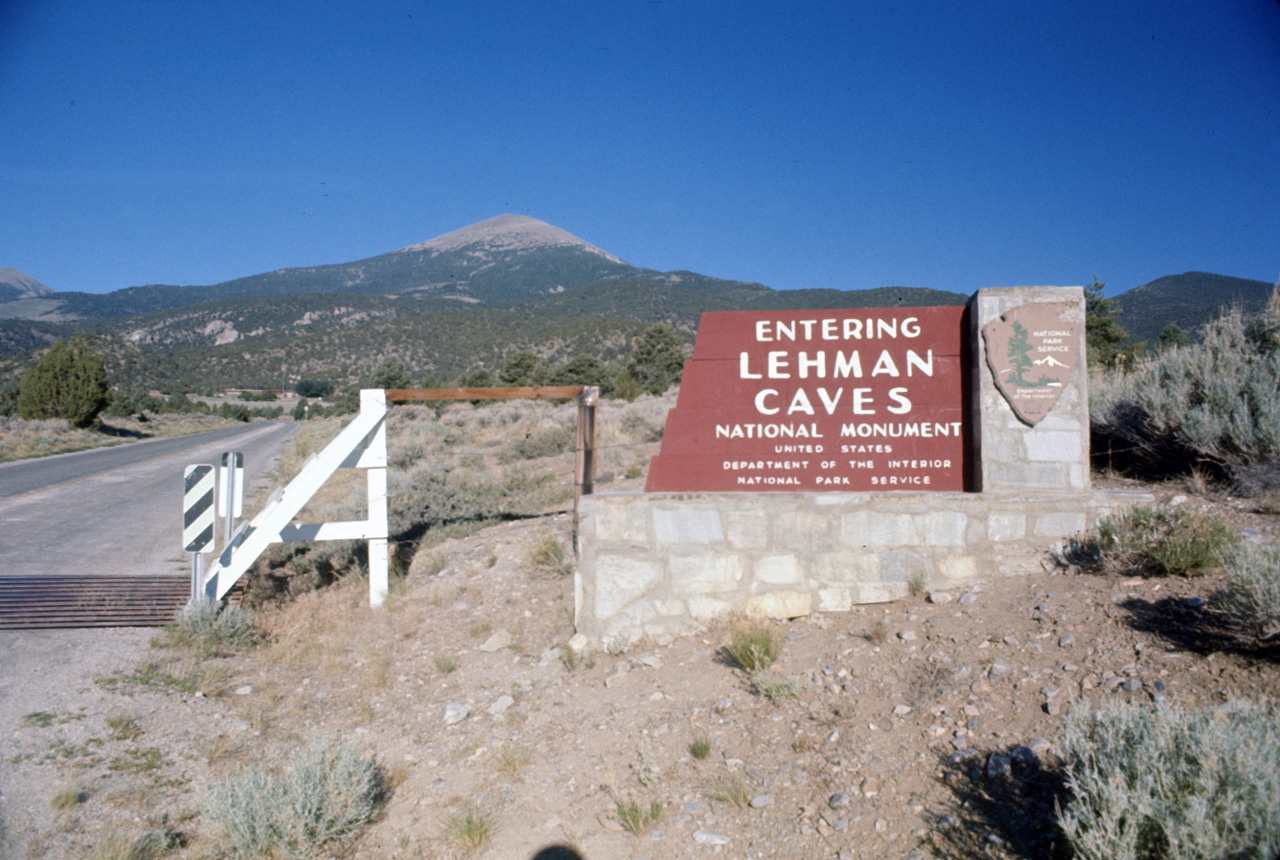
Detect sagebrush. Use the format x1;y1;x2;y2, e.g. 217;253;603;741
202;734;383;859
1091;306;1280;490
1214;543;1280;644
161;603;261;657
1057;700;1280;860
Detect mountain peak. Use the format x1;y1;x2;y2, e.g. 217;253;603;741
398;214;626;264
0;267;55;302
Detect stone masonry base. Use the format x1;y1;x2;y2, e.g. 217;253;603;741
574;489;1152;648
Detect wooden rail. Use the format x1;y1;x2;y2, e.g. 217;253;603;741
385;386;586;402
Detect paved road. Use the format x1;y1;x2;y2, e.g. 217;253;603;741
0;422;296;576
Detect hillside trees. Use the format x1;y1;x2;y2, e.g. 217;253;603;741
16;333;110;427
0;378;19;416
295;379;334;398
368;356;413;390
625;324;688;395
549;354;616;396
498;350;548;386
1085;276;1128;367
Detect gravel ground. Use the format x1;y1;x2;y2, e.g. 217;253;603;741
2;479;1278;860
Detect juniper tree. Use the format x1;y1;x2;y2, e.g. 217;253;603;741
16;333;110;427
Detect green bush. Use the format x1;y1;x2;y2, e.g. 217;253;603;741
1214;543;1280;644
103;385;163;418
1095;505;1235;576
625;324;688;395
1058;701;1280;860
203;734;383;859
1091;307;1280;489
0;378;19;417
16;333;110;427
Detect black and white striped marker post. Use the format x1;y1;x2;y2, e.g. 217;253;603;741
184;464;215;604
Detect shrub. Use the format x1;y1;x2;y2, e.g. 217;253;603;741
1214;543;1280;644
748;668;807;706
1057;700;1280;860
161;603;261;657
1091;307;1280;489
203;734;383;859
294;379;333;399
500;422;574;461
1095;505;1235;576
0;378;19;416
725;616;782;671
688;738;711;759
17;333;110;427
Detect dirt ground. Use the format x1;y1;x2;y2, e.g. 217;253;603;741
2;476;1278;860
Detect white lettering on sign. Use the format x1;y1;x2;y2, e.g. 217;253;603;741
839;422;962;438
738;349;934;381
755;316;923;342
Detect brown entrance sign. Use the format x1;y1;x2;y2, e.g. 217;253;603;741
646;306;968;492
981;303;1079;426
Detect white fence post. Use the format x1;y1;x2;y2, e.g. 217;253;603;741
361;389;389;606
200;390;390;606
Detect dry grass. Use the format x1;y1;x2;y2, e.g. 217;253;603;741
0;413;241;463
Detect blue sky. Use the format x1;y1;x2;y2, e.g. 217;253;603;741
2;1;1277;297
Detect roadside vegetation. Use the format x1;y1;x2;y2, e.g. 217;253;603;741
1091;296;1280;494
241;390;670;603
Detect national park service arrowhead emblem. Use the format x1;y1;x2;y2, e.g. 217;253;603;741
982;303;1080;426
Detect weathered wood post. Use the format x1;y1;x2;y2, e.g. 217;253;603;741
574;385;599;536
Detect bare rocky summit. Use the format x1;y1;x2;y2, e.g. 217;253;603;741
399;214;626;265
0;268;55;303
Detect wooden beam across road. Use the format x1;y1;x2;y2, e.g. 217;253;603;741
385;386;586;402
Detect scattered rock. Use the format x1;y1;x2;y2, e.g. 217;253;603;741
1122;678;1143;692
234;685;253;696
985;753;1012;781
828;791;856;809
898;629;917;642
487;695;514;716
749;793;774;809
567;633;589;655
443;702;470;725
928;591;953;604
893;704;913;717
478;629;513;652
1002;635;1019;647
693;829;730;845
1058;633;1075;648
1219;699;1252;715
1009;745;1039;772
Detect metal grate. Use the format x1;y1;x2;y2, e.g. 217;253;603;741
0;575;193;629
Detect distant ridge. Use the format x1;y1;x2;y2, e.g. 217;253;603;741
1115;271;1276;343
0;268;55;302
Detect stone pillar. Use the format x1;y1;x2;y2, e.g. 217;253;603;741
968;287;1089;493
